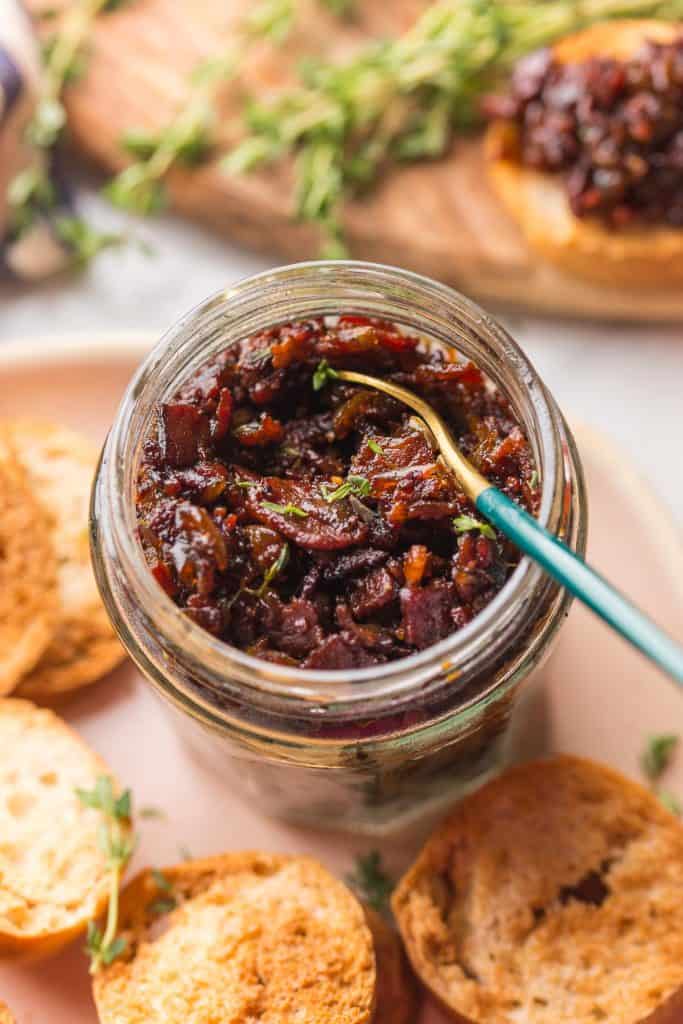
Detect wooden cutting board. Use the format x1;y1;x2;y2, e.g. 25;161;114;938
29;0;683;321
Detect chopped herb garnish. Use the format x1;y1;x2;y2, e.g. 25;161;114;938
453;515;496;540
236;479;257;489
151;868;173;892
658;789;682;816
641;734;679;782
148;897;178;915
346;851;394;915
312;358;340;391
529;470;539;489
261;501;308;518
76;776;136;974
257;543;290;597
367;439;384;456
324;475;371;503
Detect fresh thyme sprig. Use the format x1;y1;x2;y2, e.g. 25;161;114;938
346;851;394;915
7;0;127;257
225;0;683;253
106;0;353;214
76;775;136;973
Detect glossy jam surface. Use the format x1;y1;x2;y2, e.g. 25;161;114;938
484;35;683;227
136;316;538;670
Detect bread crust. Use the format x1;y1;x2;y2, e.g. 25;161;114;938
7;420;124;701
93;853;377;1024
485;21;683;288
0;429;58;694
393;755;683;1024
0;698;118;959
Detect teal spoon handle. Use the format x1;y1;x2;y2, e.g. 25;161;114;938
477;486;683;685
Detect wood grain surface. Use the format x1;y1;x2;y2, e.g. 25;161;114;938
28;0;683;321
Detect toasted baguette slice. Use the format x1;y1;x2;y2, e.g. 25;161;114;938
93;853;377;1024
0;429;58;694
486;21;683;288
393;755;683;1024
7;420;124;701
0;698;120;959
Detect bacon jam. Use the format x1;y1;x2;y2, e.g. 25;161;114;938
483;35;683;227
136;316;539;671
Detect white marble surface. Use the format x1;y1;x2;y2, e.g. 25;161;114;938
1;186;682;522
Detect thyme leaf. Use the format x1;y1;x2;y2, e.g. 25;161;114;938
324;475;371;503
346;851;394;915
640;734;681;816
261;501;308;518
367;439;384;455
453;515;496;540
257;543;290;596
642;734;679;782
312;359;339;391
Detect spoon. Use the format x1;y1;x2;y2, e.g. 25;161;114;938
336;369;683;685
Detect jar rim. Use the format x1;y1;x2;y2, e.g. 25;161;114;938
98;260;573;708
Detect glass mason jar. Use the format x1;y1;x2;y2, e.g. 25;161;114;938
91;262;587;836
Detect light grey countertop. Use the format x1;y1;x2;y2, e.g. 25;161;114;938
2;188;682;522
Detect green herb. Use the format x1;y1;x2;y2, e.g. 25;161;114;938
148;897;178;915
54;216;124;268
151;868;173;892
148;868;177;913
346;851;394;914
641;734;679;782
236;479;257;489
367;439;384;456
658;789;682;816
7;0;130;257
529;469;539;489
640;734;681;816
261;501;309;518
257;543;290;597
225;0;683;253
453;515;496;540
312;359;339;391
324;475;371;503
139;805;166;820
107;0;351;215
76;776;136;974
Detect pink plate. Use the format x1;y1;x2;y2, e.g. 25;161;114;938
1;336;682;1023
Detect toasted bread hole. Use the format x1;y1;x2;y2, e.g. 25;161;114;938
591;1007;607;1019
559;868;610;907
533;997;548;1006
6;792;35;818
39;772;58;786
